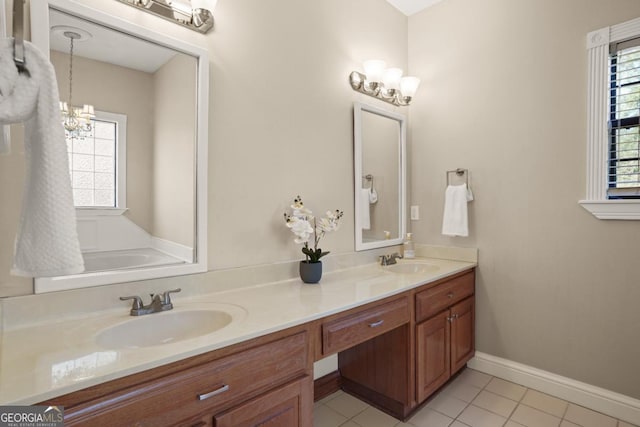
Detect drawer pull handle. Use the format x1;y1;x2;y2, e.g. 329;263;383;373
198;384;230;401
447;292;454;298
368;319;384;328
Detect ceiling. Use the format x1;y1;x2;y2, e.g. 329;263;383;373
385;0;444;16
49;9;178;73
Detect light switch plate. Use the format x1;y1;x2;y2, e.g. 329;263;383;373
411;205;420;220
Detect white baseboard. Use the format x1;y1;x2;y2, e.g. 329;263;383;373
468;352;640;425
152;237;193;262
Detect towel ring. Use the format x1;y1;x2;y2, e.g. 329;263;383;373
364;174;374;189
446;168;469;187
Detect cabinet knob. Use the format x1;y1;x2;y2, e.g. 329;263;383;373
447;292;454;299
198;384;230;401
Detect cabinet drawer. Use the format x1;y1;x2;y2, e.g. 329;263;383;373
64;332;308;427
214;376;312;427
416;271;474;323
322;297;409;355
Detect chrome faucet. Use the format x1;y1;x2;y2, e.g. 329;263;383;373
120;288;181;316
379;253;402;266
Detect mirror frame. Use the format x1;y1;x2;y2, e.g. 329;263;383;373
354;102;406;251
31;0;209;292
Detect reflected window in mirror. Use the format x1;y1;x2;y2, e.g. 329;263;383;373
67;111;127;210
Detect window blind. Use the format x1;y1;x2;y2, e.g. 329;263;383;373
608;37;640;198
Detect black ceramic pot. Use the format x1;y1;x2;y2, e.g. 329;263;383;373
299;261;322;284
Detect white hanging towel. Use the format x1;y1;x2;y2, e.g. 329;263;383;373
0;39;84;277
360;188;371;230
0;43;15;155
368;186;378;204
442;183;473;237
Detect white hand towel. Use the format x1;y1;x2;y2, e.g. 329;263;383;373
360;188;371;230
0;42;18;155
369;187;378;204
442;184;472;237
0;38;84;277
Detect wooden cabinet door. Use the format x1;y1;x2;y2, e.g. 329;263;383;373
416;310;451;403
450;297;475;375
214;377;311;427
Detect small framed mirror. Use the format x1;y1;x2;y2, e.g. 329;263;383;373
354;102;406;251
30;0;209;292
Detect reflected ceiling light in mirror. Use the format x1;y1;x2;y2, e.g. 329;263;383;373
349;60;420;106
117;0;216;34
54;26;95;138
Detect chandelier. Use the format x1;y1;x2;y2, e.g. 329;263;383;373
59;29;95;138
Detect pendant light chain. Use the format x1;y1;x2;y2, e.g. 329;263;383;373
60;30;95;137
68;35;74;107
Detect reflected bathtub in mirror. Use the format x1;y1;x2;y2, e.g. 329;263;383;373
354;102;406;251
30;0;208;293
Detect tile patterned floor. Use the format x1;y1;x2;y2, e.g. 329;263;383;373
313;369;639;427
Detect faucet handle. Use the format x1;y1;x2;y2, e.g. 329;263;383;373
162;288;182;305
120;295;143;310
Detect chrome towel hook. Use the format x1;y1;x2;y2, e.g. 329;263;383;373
12;0;29;76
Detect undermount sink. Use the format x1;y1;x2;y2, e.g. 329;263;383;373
97;306;243;349
383;261;439;274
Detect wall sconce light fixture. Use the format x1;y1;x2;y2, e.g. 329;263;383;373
117;0;217;34
349;60;420;106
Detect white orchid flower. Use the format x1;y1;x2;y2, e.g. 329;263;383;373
318;217;336;233
286;217;313;243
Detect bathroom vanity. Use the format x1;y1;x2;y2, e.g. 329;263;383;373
28;265;475;426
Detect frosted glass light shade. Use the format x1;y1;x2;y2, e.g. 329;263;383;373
400;76;421;97
382;67;403;90
191;0;218;11
169;0;193;15
363;60;387;83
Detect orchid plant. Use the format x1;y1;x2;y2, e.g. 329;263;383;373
284;196;343;263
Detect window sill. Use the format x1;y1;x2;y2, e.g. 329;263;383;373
76;208;128;217
579;200;640;220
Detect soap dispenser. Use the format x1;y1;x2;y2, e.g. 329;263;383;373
403;233;415;259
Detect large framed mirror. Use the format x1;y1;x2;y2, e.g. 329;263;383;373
354;102;406;251
31;0;208;292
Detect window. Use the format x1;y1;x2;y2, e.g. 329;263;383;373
65;111;127;211
608;39;640;199
582;17;640;219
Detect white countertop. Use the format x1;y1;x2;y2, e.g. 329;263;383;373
0;257;475;405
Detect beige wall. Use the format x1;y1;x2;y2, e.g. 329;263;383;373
409;0;640;399
152;53;196;247
50;51;155;233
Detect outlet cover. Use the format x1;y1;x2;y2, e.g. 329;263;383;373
411;205;420;220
